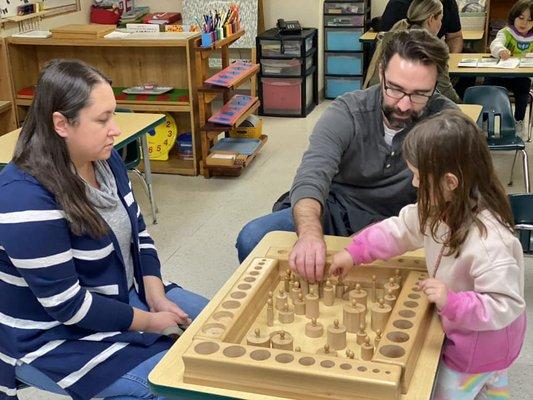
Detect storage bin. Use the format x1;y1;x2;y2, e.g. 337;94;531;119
325;53;363;75
325;28;363;51
261;74;313;115
325;76;362;98
324;15;364;27
259;36;313;57
324;2;365;14
260;54;313;76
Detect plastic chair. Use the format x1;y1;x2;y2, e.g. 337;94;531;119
509;194;533;254
115;108;154;210
464;86;530;193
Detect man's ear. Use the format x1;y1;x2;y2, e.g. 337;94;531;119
444;172;459;191
52;112;69;139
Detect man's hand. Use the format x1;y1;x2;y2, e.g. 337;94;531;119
329;249;356;278
499;49;511;60
289;233;327;283
418;278;448;310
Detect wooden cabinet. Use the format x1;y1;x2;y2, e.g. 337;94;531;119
485;0;515;48
5;34;201;175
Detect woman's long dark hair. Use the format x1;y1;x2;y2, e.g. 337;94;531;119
13;59;111;238
402;109;514;257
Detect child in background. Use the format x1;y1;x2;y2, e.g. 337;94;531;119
485;0;533;135
330;110;526;399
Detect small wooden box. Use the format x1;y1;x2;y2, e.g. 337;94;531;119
230;119;263;139
206;151;237;167
50;24;116;40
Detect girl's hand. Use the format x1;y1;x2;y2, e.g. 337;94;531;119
418;278;448;310
499;49;511;60
329;249;356;278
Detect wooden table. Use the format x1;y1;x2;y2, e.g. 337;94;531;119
458;104;483;122
360;29;484;43
149;231;444;400
0;112;165;224
449;53;533;77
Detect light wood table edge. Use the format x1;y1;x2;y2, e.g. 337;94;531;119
149;231;444;400
458;104;483;122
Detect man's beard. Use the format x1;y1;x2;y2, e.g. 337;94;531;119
382;103;424;130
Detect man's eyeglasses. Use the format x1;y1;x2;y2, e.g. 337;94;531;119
382;75;434;105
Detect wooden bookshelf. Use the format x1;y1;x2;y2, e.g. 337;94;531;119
0;38;16;135
194;30;264;178
5;33;202;175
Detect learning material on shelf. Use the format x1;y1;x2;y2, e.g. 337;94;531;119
207;95;257;126
11;30;51;38
457;57;521;69
204;61;256;87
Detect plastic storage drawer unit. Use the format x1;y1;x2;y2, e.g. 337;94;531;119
324;2;365;14
259;37;313;57
261;75;313;115
325;76;362;98
326;53;363;75
260;55;313;76
324;15;364;27
325;28;363;51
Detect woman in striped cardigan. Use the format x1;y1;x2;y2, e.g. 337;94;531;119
0;59;208;399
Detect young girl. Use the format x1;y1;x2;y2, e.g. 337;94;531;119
486;0;533;134
330;110;526;399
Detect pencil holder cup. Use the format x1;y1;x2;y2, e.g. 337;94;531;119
201;32;215;47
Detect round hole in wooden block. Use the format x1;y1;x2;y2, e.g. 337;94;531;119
357;366;367;372
244;277;256;282
254;266;262;270
230;291;246;299
321;360;335;368
414;260;420;264
237;283;252;290
398;310;416;318
385;370;391;374
340;363;352;370
386;331;410;343
372;368;380;373
258;262;265;265
275;353;294;364
393;319;414;330
194;341;220;355
379;345;405;358
398;258;404;263
249;271;260;276
417;276;425;280
212;311;234;323
223;345;246;358
261;258;267;261
298;357;315;366
221;300;241;309
408;293;421;300
201;323;226;337
403;301;419;308
278;250;288;254
411;286;421;292
250;349;271;361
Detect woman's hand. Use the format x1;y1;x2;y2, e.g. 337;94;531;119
418;278;448;310
499;49;511;60
150;296;190;327
329;249;356;278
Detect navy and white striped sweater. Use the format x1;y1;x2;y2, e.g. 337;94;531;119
0;151;175;400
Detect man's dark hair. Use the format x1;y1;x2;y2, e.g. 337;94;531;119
508;0;533;28
381;29;449;75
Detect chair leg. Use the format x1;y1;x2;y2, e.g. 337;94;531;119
130;169;159;213
508;150;519;186
522;149;530;193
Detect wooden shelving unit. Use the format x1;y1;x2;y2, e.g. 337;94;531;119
0;38;16;136
194;30;266;178
5;33;201;175
485;0;514;49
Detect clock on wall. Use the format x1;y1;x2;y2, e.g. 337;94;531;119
147;112;178;161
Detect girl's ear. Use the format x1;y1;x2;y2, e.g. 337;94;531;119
444;172;459;191
52;112;69;139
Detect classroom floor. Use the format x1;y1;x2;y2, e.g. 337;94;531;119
22;101;533;400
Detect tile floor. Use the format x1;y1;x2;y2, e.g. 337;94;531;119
20;101;532;399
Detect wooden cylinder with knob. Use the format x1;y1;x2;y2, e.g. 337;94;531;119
275;289;288;311
348;283;367;307
370;298;392;332
343;299;366;333
279;302;294;323
327;319;347;350
290;281;302;302
383;277;400;298
267;298;274;327
323;279;335;306
271;330;293;350
361;337;374;361
305;289;319;319
294;293;306;315
384;288;397;308
317;343;337;357
305;318;324;338
246;328;270;347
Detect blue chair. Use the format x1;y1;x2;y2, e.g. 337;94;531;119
464;86;530;193
509;193;533;254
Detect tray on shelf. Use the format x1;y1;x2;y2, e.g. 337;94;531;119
122;86;173;95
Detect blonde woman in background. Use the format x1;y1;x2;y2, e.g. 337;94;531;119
365;0;461;103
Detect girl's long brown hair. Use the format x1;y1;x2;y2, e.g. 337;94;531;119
402;109;514;256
